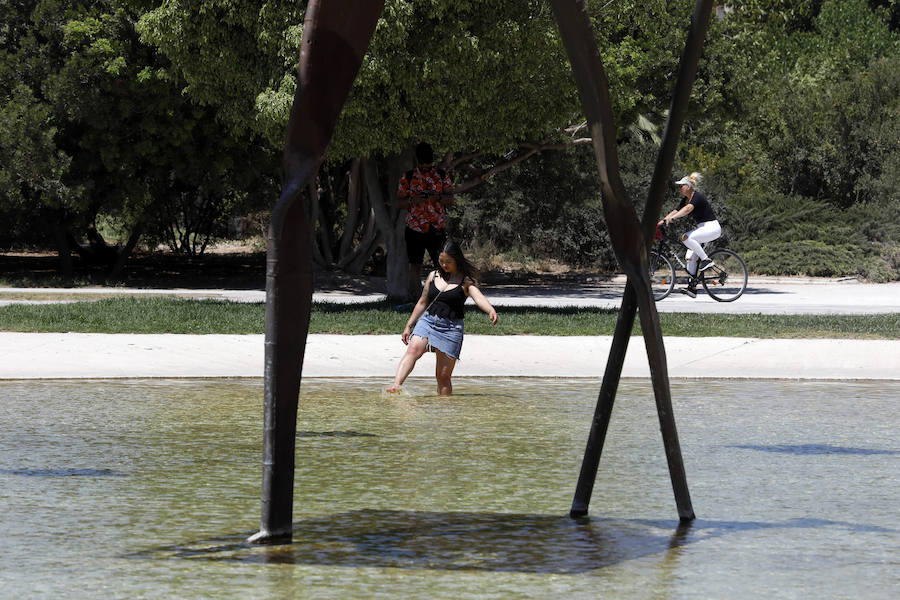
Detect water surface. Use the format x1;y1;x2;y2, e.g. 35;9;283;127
1;378;897;598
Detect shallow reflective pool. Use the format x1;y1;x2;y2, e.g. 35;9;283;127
1;378;897;598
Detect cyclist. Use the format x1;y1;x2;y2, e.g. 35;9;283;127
658;172;721;298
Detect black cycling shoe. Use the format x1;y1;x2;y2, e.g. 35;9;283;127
679;286;697;298
699;258;715;271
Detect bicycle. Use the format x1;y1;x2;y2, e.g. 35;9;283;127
649;224;748;302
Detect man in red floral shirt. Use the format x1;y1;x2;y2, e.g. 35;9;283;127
397;142;454;297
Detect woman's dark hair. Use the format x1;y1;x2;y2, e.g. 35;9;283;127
440;239;480;283
415;141;434;165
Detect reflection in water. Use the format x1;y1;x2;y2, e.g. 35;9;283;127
296;430;378;438
728;444;899;456
0;467;127;477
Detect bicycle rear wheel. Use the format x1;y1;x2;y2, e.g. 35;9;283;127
701;249;747;302
650;251;676;300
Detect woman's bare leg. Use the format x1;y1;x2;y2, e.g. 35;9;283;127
387;336;429;392
434;350;457;396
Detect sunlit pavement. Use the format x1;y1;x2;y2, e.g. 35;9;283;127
0;278;896;380
2;277;897;314
472;277;900;315
0;332;896;381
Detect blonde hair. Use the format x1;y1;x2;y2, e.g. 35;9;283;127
684;172;703;189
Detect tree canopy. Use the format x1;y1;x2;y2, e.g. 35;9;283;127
1;0;898;282
1;0;280;271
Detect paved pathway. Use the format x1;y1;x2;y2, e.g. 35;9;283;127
2;277;897;314
1;332;895;380
0;278;896;380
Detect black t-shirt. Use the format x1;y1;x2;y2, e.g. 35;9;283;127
678;191;717;224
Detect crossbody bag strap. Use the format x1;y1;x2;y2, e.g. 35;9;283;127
423;270;445;315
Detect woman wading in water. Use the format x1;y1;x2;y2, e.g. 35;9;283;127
386;240;498;396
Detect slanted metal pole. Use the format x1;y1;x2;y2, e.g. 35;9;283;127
642;0;716;241
635;0;716;522
553;0;712;521
572;279;695;521
249;0;384;544
632;271;695;521
570;281;638;517
251;184;313;544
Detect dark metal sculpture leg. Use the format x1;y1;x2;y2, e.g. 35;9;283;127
250;0;384;544
251;0;712;541
632;272;695;521
570;282;638;517
552;0;713;521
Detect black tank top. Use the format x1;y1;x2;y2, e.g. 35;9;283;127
426;276;466;320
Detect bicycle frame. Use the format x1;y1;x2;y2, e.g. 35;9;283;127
655;230;696;280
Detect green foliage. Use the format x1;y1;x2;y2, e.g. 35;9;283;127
743;240;858;277
763;44;900;208
139;1;583;158
706;188;900;281
137;0;305;140
2;0;899;281
0;83;76;246
452;144;618;270
679;0;900;280
0;0;281;258
589;0;695;129
870;0;900;31
135;0;705;159
723;0;827;33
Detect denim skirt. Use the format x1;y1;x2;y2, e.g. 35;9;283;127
411;312;464;359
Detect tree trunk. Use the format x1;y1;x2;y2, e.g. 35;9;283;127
107;221;144;281
338;158;362;261
337;206;379;273
335;172;380;273
307;181;328;268
318;175;335;265
51;222;74;285
364;157;409;300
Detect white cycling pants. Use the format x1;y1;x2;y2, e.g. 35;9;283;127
682;220;722;275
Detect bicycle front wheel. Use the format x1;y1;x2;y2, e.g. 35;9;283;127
649;251;676;300
701;249;748;302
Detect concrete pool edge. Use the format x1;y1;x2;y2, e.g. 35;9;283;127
1;333;896;381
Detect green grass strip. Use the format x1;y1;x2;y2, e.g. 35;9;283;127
0;297;897;339
0;297;263;334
